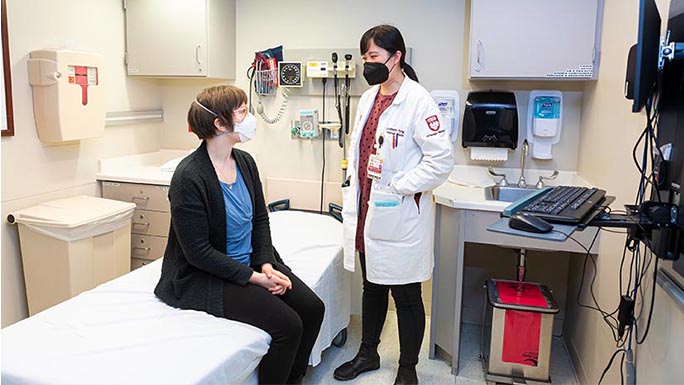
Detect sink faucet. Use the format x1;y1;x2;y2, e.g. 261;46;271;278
518;140;529;188
488;166;509;187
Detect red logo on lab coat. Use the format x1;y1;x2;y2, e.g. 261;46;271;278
426;115;440;131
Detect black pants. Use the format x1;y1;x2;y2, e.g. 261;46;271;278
359;253;425;368
222;262;324;385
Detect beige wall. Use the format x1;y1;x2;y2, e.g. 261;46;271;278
160;0;587;180
159;0;467;186
567;0;684;384
0;0;163;326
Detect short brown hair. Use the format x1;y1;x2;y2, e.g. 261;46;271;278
187;85;248;139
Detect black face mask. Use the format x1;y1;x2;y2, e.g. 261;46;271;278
363;55;395;86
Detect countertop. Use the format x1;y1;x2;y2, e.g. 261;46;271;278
433;165;593;212
97;150;193;186
98;152;592;213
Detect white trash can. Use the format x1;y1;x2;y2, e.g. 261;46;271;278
8;195;136;315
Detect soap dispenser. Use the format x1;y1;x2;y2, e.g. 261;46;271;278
526;90;562;160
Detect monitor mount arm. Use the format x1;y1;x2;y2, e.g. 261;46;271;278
588;200;683;260
659;30;684;70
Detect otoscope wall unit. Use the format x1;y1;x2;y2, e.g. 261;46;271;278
282;47;412;96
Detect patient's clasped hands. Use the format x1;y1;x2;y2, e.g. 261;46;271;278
249;263;293;295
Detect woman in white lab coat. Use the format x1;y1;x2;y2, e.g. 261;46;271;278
334;25;453;385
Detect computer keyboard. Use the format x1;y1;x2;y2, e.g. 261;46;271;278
519;185;606;224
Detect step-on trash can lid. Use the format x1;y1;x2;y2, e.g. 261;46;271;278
8;195;136;241
486;279;560;314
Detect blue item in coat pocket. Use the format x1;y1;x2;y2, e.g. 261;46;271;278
374;200;399;207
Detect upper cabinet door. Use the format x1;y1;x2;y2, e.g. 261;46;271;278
469;0;603;80
125;0;208;77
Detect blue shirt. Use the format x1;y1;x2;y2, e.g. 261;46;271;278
220;166;253;266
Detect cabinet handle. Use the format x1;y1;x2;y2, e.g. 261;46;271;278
196;45;201;64
133;246;151;253
477;40;484;70
131;196;149;207
132;222;151;227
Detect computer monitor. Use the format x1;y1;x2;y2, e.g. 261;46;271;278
616;0;684;262
626;0;661;113
658;1;684;264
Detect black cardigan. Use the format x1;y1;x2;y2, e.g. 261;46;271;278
154;141;278;317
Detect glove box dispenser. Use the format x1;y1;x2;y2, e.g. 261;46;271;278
28;49;105;143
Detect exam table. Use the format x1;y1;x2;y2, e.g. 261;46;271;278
1;209;350;385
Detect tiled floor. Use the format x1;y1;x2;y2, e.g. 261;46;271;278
305;313;579;385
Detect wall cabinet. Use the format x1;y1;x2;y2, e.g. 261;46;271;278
469;0;603;80
124;0;235;78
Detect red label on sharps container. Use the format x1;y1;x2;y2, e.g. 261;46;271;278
68;65;98;105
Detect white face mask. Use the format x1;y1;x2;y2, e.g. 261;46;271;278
233;113;257;143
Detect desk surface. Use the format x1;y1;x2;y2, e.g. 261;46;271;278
487;217;576;242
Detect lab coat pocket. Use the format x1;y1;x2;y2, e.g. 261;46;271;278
367;204;402;241
366;190;403;241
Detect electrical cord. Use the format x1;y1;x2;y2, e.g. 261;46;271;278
587;53;666;385
256;87;290;124
320;78;327;214
625;81;663;344
626;246;639;298
247;66;255;114
618;238;631;296
635;255;659;344
593;76;667;383
599;227;629;235
598;348;627;385
551;229;623;343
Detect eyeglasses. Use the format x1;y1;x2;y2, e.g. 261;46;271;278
233;106;248;117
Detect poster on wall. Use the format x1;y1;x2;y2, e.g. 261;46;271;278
1;0;14;137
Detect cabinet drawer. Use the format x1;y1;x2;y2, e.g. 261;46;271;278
102;181;170;212
131;234;167;261
131;209;171;237
131;257;157;271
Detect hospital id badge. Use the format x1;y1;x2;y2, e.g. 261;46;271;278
367;154;384;181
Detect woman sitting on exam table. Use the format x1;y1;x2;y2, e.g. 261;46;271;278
154;85;324;385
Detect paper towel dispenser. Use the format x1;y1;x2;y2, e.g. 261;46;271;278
462;91;518;149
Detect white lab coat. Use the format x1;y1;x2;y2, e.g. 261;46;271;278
342;77;454;285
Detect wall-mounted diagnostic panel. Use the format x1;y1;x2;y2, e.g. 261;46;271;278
278;61;303;87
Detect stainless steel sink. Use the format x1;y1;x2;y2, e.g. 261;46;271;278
484;185;538;202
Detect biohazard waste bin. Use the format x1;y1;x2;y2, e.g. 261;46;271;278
8;195;135;315
481;279;559;385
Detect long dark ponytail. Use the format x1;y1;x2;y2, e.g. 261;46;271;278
360;24;418;83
